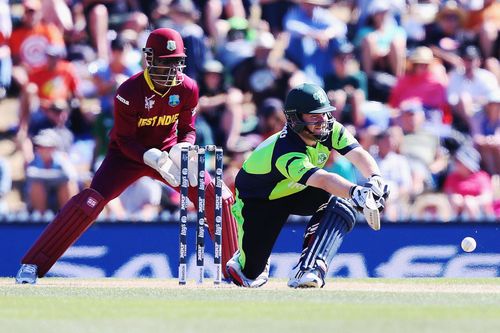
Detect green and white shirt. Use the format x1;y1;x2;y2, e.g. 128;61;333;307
235;122;359;200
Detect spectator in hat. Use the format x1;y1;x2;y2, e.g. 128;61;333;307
25;128;78;213
444;145;494;220
216;17;255;72
422;1;467;70
471;89;500;175
353;0;407;78
389;46;451;125
197;59;244;151
255;97;286;141
447;45;498;134
324;42;368;128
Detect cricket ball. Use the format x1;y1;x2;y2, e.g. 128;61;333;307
461;237;476;252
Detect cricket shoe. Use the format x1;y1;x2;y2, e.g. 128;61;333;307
287;263;326;289
15;264;38;284
226;251;269;288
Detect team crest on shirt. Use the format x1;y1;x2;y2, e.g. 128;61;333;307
166;40;176;51
145;95;155;110
318;153;328;164
169;95;180;107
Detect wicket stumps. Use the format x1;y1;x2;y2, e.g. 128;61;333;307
178;145;223;285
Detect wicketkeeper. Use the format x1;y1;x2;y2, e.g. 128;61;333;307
226;83;389;288
15;28;239;284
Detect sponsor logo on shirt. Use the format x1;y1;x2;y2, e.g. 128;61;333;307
116;94;129;105
137;114;179;127
318;153;328;164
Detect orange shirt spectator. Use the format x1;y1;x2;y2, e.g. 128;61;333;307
465;0;500;31
8;0;64;71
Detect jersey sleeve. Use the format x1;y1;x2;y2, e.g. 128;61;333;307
112;85;147;163
275;152;319;185
330;122;359;155
176;79;198;144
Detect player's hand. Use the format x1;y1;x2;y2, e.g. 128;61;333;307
349;185;382;231
143;148;180;187
169;142;198;187
366;174;390;202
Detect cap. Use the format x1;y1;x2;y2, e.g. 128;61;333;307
460;45;481;59
203;59;224;74
33;129;60;148
170;0;200;19
455;145;480;172
260;98;283;117
255;32;275;49
409;46;433;64
400;100;424;114
368;0;390;15
436;1;466;25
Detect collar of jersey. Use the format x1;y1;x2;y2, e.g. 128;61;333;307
144;69;171;98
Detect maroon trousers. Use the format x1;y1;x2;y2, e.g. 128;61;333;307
22;149;239;278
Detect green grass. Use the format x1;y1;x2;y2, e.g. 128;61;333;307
1;278;499;333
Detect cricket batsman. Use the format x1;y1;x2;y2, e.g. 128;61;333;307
16;28;239;284
226;83;389;288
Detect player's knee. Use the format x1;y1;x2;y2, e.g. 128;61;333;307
74;188;106;216
325;197;356;232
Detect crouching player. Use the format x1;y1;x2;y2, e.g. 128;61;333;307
16;28;238;284
226;83;389;288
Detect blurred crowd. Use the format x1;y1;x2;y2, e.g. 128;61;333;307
0;0;499;222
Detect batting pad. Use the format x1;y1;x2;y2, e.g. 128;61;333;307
204;180;239;278
301;197;356;271
22;188;106;277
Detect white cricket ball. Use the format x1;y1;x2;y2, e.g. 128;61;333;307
461;237;476;252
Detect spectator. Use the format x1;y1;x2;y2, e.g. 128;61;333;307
0;0;12;99
374;127;413;221
471;89;500;175
216;17;255;72
464;0;500;59
90;37;142;168
254;97;286;141
447;45;498;134
283;0;347;86
422;1;467;70
25;129;78;213
232;31;293;109
157;0;210;82
324;42;367;128
197;59;244;151
116;176;163;221
0;157;12;214
389;46;451;126
444;145;494;220
354;0;407;78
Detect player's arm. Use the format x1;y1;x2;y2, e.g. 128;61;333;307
306;169;355;198
344;146;380;179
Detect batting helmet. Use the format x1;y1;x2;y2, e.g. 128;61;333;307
284;83;335;142
143;28;186;87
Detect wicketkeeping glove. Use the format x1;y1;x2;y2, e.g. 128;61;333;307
143;148;180;187
169;142;199;187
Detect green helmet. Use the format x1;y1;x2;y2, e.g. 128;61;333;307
284;83;336;142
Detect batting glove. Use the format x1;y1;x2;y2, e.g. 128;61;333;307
143;148;180;187
349;185;382;231
169;142;199;187
366;174;390;202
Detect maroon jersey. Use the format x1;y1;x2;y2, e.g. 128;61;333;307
109;70;199;163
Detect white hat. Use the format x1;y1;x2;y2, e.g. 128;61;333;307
33;129;60;148
368;0;391;15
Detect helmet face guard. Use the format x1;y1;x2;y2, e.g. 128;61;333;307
285;110;335;142
143;47;186;87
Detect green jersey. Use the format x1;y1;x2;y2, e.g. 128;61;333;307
235;122;359;200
